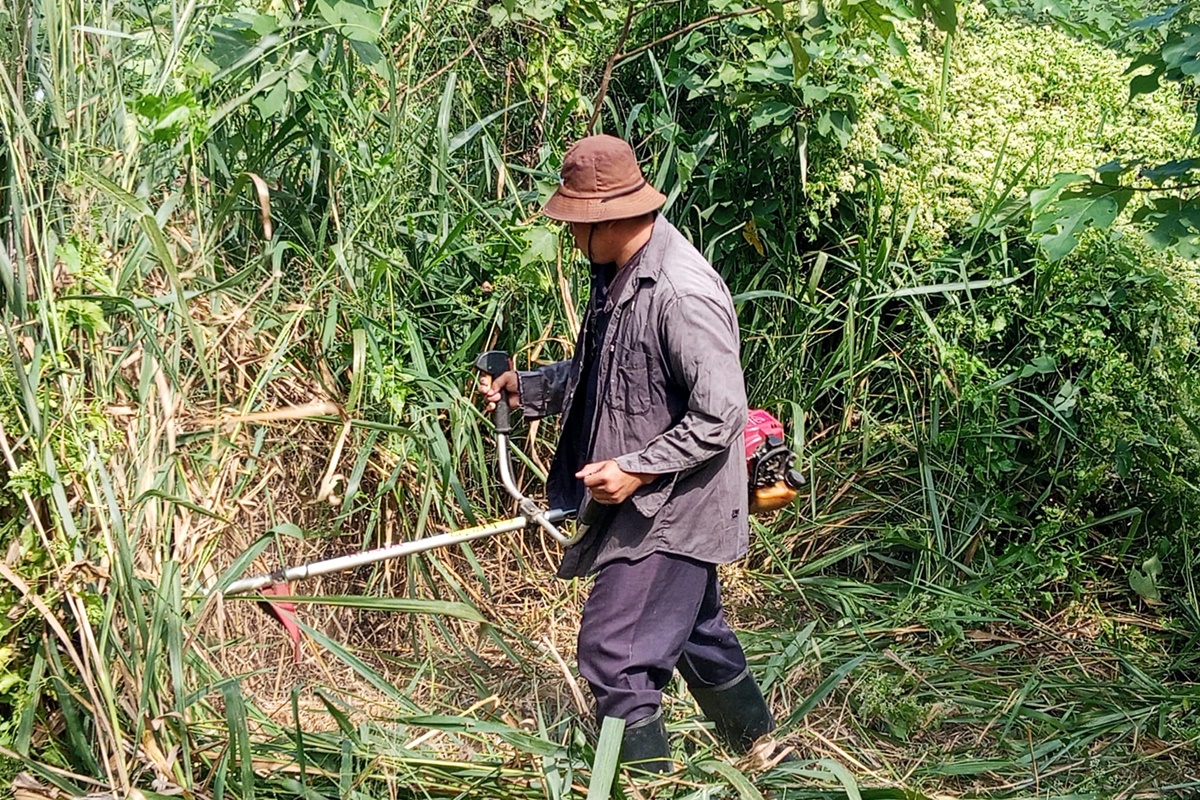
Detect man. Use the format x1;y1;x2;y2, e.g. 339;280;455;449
479;135;779;772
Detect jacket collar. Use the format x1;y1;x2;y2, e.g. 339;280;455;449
609;214;672;310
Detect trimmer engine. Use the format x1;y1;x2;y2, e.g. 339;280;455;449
744;409;806;514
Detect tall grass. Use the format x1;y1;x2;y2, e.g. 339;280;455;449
0;0;573;795
0;2;799;797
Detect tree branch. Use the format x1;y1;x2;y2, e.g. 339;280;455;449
587;2;639;134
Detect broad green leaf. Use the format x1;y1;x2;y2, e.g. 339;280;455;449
917;0;958;32
1032;186;1132;262
1052;380;1079;414
487;0;562;23
750;100;795;130
1095;158;1135;184
488;3;512;26
349;39;383;65
1030;354;1056;372
1004;353;1058;384
817;109;854;148
207;17;263;70
785;31;810;78
252;81;287;118
803;84;831;104
1130;555;1163;604
1031;0;1069;18
847;0;899;39
1125;51;1162;75
1161;28;1200;72
318;0;382;43
745;47;795;84
1140;158;1200;185
1133;197;1200;258
1028;172;1087;215
520;226;558;267
1131;70;1164;99
1131;5;1185;29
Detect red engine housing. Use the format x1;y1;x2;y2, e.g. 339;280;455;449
744;409;785;461
744;409;805;491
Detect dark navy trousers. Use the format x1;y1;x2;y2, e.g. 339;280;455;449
577;551;750;724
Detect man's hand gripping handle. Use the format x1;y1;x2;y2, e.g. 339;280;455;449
473;350;514;434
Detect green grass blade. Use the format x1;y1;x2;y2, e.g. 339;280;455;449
219;680;255;800
585;715;624;800
698;759;765;800
785;655;866;725
230;594;486;622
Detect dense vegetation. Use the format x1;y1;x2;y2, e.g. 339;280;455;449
2;0;1200;797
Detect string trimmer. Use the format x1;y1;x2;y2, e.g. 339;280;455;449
219;351;586;595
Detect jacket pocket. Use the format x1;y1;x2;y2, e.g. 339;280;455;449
630;472;676;517
611;344;653;415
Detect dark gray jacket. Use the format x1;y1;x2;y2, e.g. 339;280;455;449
519;217;749;578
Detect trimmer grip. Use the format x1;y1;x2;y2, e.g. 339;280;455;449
474;349;513;434
493;390;511;434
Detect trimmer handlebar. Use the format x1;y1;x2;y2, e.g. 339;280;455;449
577;494;608;527
473;350;583;547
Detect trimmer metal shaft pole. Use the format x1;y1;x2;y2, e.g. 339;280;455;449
477;349;583;549
222;508;570;596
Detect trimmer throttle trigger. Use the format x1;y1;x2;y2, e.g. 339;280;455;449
473;350;513;434
577;493;608;527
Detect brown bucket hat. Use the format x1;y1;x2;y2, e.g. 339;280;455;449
542;135;666;223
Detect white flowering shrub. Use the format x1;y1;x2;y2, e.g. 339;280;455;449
868;3;1194;251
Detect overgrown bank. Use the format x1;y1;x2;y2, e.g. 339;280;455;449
2;0;1199;797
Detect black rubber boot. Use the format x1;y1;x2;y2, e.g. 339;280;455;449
619;710;671;774
689;669;777;753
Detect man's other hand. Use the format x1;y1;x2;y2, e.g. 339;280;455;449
576;460;654;504
478;370;521;412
